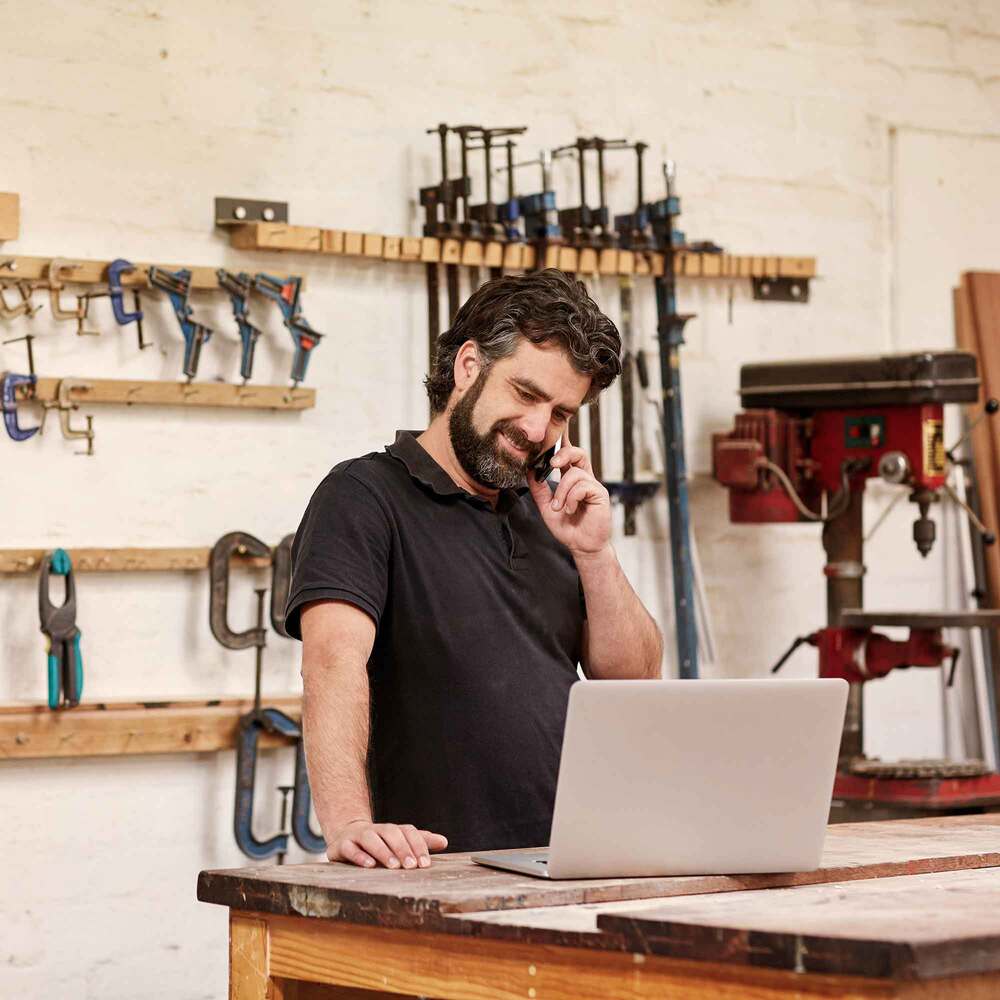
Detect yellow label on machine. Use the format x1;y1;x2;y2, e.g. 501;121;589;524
923;419;945;476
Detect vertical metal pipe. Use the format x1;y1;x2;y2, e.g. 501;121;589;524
822;489;866;764
620;277;637;536
483;134;494;222
459;130;470;223
252;588;267;719
427;261;440;379
655;248;699;679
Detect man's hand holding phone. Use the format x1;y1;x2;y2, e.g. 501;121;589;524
526;425;612;559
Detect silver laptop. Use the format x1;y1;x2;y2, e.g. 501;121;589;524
472;678;848;879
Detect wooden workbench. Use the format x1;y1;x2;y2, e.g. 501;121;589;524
198;814;1000;998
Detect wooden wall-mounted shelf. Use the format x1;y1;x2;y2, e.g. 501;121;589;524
0;546;275;575
0;192;19;241
0;254;287;291
12;377;314;411
229;221;817;281
0;695;301;760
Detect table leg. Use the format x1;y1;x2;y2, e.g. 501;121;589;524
230;914;269;1000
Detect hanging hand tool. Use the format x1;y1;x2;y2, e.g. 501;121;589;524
107;259;150;350
269;533;294;638
495;139;523;245
210;531;325;860
2;371;40;441
465;125;526;289
39;549;84;710
46;259;99;336
52;377;95;456
0;280;43;319
604;275;659;534
552;137;630;248
649;160;699;680
252;274;323;386
216;270;262;383
236;705;325;858
421;123;469;341
591;136;631;247
614;142;653;252
449;124;486;299
605;142;660;532
468;126;528;243
2;333;41;441
507;149;562;246
147;266;213;382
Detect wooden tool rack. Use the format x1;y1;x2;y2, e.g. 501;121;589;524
1;253;317;409
13;377;313;411
1;545;300;761
228;220;817;287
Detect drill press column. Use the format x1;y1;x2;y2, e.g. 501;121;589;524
822;488;865;765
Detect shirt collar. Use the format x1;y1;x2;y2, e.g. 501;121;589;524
386;430;530;505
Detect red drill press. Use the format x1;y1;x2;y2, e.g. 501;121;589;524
712;351;1000;812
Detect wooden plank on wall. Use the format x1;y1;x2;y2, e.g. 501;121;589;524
15;377;314;411
959;273;1000;735
0;546;273;575
0;696;302;760
231;223;321;254
223;223;818;284
958;275;1000;612
0;192;19;240
0;256;223;290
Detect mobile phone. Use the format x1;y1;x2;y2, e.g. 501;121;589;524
532;444;558;483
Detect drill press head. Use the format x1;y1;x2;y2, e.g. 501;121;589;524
712;351;980;557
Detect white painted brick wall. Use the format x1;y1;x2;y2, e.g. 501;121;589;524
2;1;998;995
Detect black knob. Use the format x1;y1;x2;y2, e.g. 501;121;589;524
984;532;996;546
914;515;936;558
986;398;999;414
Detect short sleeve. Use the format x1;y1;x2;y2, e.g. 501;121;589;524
284;467;392;641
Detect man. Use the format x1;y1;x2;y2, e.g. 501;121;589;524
286;268;663;870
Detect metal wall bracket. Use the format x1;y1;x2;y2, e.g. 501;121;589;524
752;276;810;303
214;198;289;227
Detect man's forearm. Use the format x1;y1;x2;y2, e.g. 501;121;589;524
301;653;373;837
575;544;662;679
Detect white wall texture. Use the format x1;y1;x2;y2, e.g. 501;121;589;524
2;1;1000;996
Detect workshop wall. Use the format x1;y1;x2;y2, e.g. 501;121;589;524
3;1;1000;996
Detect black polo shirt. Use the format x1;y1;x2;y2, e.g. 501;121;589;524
285;430;585;853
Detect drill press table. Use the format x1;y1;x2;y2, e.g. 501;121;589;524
199;814;1000;998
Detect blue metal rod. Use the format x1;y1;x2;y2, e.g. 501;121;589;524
655;212;699;679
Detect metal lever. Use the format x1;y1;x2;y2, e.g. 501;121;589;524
770;633;818;673
946;398;999;464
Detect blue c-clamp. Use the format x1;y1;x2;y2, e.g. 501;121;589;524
2;371;41;441
210;531;325;860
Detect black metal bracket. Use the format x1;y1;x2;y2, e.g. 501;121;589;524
752;276;810;303
214;198;289;227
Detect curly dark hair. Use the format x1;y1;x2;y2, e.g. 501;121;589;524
424;268;622;414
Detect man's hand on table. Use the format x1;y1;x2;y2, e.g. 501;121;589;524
328;819;449;869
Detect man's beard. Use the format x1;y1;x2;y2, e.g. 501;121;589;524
449;371;542;489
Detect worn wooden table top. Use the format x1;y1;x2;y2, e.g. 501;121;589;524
199;814;1000;933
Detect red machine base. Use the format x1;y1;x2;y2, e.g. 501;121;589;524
833;771;1000;809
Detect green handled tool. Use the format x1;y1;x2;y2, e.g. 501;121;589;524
39;548;83;710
